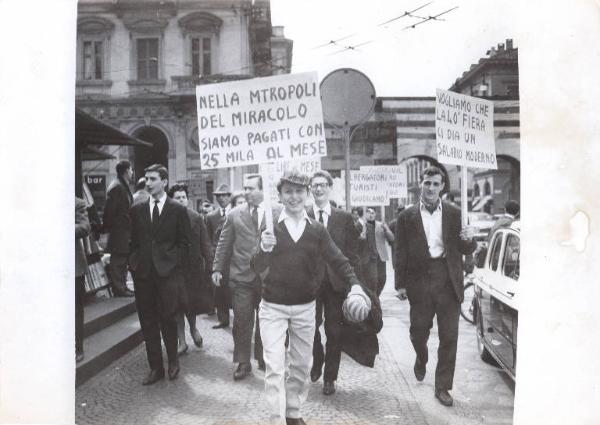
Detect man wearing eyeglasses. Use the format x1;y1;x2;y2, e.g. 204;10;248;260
307;170;360;396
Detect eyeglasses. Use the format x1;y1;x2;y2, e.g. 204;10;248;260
311;183;330;189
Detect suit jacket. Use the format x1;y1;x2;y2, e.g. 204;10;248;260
205;208;227;260
394;201;476;303
213;204;282;283
359;220;394;263
102;179;133;254
75;197;91;277
341;285;383;368
307;206;360;293
128;196;191;279
184;208;214;313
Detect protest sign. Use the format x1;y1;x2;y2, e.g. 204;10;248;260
435;89;497;170
359;165;407;200
348;170;388;206
196;72;326;169
258;158;322;205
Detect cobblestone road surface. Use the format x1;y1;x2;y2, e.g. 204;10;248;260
76;264;514;425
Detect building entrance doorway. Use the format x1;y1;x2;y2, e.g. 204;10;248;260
133;127;169;180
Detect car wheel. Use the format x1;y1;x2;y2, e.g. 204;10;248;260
475;309;497;365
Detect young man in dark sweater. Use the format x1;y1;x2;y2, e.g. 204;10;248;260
253;169;367;425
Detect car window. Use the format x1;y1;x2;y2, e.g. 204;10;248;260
489;232;503;271
502;233;520;281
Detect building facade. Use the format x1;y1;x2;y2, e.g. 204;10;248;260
77;0;291;211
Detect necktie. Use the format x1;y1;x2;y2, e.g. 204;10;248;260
221;208;226;217
318;210;324;224
251;206;259;229
152;200;160;231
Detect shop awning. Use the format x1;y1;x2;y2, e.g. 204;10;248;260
81;145;116;161
75;108;152;147
472;195;493;211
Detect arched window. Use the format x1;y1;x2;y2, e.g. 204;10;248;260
484;181;491;195
77;17;114;82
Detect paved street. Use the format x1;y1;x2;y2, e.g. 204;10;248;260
76;263;514;425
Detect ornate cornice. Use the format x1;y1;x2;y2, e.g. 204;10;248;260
178;11;222;35
77;16;115;35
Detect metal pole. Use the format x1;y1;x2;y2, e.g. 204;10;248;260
461;166;468;226
344;125;351;211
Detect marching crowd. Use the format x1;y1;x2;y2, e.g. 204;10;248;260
75;159;479;425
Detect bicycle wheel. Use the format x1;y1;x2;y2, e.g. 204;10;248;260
461;282;475;324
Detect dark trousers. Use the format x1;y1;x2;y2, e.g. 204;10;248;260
215;278;231;325
231;278;263;363
133;267;181;371
408;259;460;391
362;257;387;296
75;276;85;353
312;282;345;382
109;253;129;294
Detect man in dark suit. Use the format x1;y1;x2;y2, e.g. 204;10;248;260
102;160;135;297
129;164;191;385
205;183;232;328
395;166;476;407
307;170;359;396
212;175;270;380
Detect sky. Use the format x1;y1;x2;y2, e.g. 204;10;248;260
270;0;518;97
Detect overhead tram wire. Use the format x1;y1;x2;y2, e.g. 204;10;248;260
402;6;459;30
377;2;433;26
328;40;375;56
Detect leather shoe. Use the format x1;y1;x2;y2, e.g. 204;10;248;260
114;289;135;298
212;322;229;329
310;365;322;382
142;369;164;385
190;329;203;347
233;363;252;381
257;359;266;371
285;418;307;425
168;361;180;380
414;358;426;382
177;342;188;356
323;380;336;395
435;389;454;407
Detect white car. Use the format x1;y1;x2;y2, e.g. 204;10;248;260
472;221;520;380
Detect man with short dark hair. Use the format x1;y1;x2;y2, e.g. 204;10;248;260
212;174;268;380
205;183;233;329
308;170;359;395
395;166;476;407
103;160;135;297
129;164;191;385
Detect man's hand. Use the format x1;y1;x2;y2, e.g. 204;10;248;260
397;288;408;301
261;229;277;252
460;225;476;240
211;271;222;287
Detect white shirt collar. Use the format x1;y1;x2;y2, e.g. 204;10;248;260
420;199;442;213
150;192;167;205
313;202;332;217
278;208;312;224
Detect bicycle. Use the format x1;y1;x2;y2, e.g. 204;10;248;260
460;274;476;324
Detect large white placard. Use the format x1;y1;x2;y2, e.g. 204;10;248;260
196;72;326;169
359;165;408;200
435;89;497;170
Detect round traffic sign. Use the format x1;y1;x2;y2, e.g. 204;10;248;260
320;68;376;127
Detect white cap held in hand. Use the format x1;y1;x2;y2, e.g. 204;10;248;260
343;285;372;323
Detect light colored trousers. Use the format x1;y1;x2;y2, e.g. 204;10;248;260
259;299;316;424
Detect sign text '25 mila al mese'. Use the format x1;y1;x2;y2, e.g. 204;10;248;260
196;72;327;169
